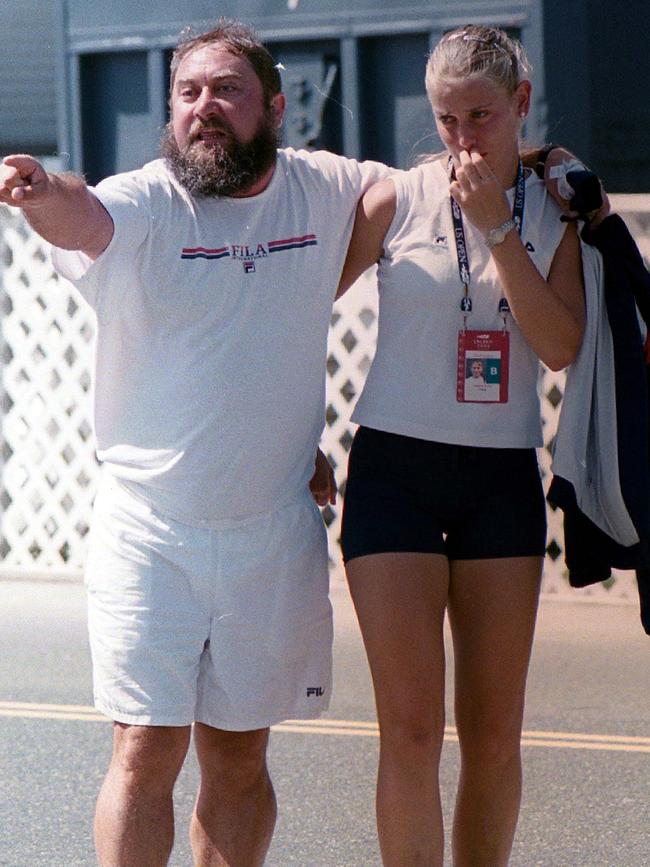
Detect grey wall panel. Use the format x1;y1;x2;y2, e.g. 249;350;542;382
587;0;650;193
543;0;650;192
80;52;160;185
358;33;435;169
542;0;593;170
0;0;58;153
270;41;343;153
63;0;528;35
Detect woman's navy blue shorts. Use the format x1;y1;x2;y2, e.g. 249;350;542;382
341;426;547;563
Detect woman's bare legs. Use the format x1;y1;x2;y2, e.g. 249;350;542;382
447;556;542;867
347;552;450;867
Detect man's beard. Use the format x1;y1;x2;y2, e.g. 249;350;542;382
161;112;280;197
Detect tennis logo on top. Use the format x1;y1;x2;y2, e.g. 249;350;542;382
180;234;318;272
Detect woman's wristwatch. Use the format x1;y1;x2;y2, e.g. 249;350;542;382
485;218;517;249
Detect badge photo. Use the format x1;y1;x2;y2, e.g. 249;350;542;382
457;330;510;404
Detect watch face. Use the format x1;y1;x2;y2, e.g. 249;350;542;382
487;220;515;247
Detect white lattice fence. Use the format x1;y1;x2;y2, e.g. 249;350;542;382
0;197;648;598
0;206;97;578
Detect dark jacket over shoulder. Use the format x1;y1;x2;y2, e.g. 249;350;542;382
547;214;650;634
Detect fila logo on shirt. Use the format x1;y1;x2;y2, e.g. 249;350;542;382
306;686;324;697
180;234;318;272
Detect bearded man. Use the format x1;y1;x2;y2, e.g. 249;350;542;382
0;19;388;867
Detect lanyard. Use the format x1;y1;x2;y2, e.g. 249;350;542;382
449;158;526;328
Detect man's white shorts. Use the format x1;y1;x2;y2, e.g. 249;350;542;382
85;474;333;730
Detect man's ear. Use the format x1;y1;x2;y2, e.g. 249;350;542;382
270;93;286;128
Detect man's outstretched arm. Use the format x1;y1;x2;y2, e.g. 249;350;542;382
0;154;113;260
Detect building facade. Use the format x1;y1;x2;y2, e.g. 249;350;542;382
2;1;648;191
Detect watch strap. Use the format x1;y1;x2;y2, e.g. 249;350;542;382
485;218;517;249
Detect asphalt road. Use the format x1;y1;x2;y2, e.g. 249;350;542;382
1;578;649;866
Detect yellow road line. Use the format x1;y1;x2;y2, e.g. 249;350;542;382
279;718;378;731
275;723;376;737
0;708;108;721
1;702;649;754
520;728;650;746
274;721;650;753
0;700;102;714
277;718;650;748
519;737;650;754
0;700;106;722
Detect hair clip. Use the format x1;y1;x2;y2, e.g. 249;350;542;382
446;32;511;59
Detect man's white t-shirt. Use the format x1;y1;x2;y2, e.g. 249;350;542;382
52;149;387;524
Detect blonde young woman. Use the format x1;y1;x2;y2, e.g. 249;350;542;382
338;26;585;866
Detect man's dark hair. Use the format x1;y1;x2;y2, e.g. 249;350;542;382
170;19;282;106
